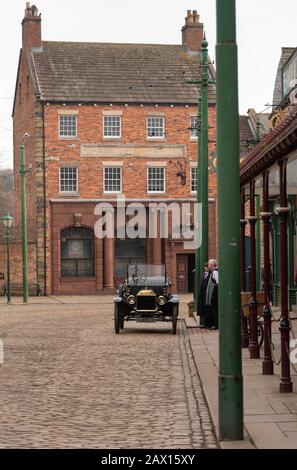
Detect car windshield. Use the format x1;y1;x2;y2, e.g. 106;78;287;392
127;264;166;285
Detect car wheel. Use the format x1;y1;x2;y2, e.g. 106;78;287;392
120;318;124;329
114;304;120;334
172;305;178;335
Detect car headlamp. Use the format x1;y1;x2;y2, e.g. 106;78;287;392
157;295;166;306
127;295;136;305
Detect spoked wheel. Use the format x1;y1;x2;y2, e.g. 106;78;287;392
114;304;121;334
247;319;264;348
172;306;178;335
120;318;124;330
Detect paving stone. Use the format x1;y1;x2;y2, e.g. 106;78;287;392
0;297;218;449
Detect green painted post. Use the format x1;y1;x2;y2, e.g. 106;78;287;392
199;37;209;274
2;214;13;304
195;98;201;314
216;0;244;440
20;145;29;303
195;37;209;317
6;226;11;304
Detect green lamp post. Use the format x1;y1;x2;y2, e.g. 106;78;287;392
194;36;210;319
199;35;210;277
19;144;29;303
216;0;244;440
2;214;14;304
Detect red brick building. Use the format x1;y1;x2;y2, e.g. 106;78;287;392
13;4;217;295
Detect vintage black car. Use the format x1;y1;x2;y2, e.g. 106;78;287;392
114;264;179;334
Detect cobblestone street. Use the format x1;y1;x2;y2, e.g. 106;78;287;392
0;297;218;449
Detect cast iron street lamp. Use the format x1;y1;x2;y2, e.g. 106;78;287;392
216;0;244;440
2;214;14;304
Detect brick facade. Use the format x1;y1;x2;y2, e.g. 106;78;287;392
13;5;217;295
44;104;216;199
0;242;37;295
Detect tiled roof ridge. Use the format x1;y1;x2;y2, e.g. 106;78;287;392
281;46;296;52
41;40;186;48
31;39;216;104
240;104;297;176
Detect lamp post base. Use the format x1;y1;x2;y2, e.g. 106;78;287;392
280;381;293;393
262;361;274;375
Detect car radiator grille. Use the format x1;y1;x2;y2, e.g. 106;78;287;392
136;295;156;311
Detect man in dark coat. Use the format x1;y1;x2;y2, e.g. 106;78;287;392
205;259;219;330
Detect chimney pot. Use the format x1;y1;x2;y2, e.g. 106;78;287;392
31;5;39;16
193;10;199;23
22;2;42;50
182;10;204;52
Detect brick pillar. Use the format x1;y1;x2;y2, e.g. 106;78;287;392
152;211;162;264
95;237;104;291
104;236;114;289
152;237;162;264
101;208;115;290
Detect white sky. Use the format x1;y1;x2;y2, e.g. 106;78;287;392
0;0;297;169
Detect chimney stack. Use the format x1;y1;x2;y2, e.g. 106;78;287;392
182;10;204;52
22;2;42;51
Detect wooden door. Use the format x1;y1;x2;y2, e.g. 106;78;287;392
176;254;188;293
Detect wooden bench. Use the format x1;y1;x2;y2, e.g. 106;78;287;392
241;292;265;318
3;283;41;297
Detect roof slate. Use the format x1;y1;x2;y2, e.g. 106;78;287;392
240;104;297;185
239;115;254;156
32;41;216;104
272;47;296;105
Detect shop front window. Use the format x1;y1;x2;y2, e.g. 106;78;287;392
61;227;94;277
115;238;147;277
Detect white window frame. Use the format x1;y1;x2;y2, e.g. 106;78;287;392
104;166;122;194
147;116;165;140
190;115;199;140
59;167;78;194
103;115;122;139
190;166;198;193
147;167;165;194
59;114;77;138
